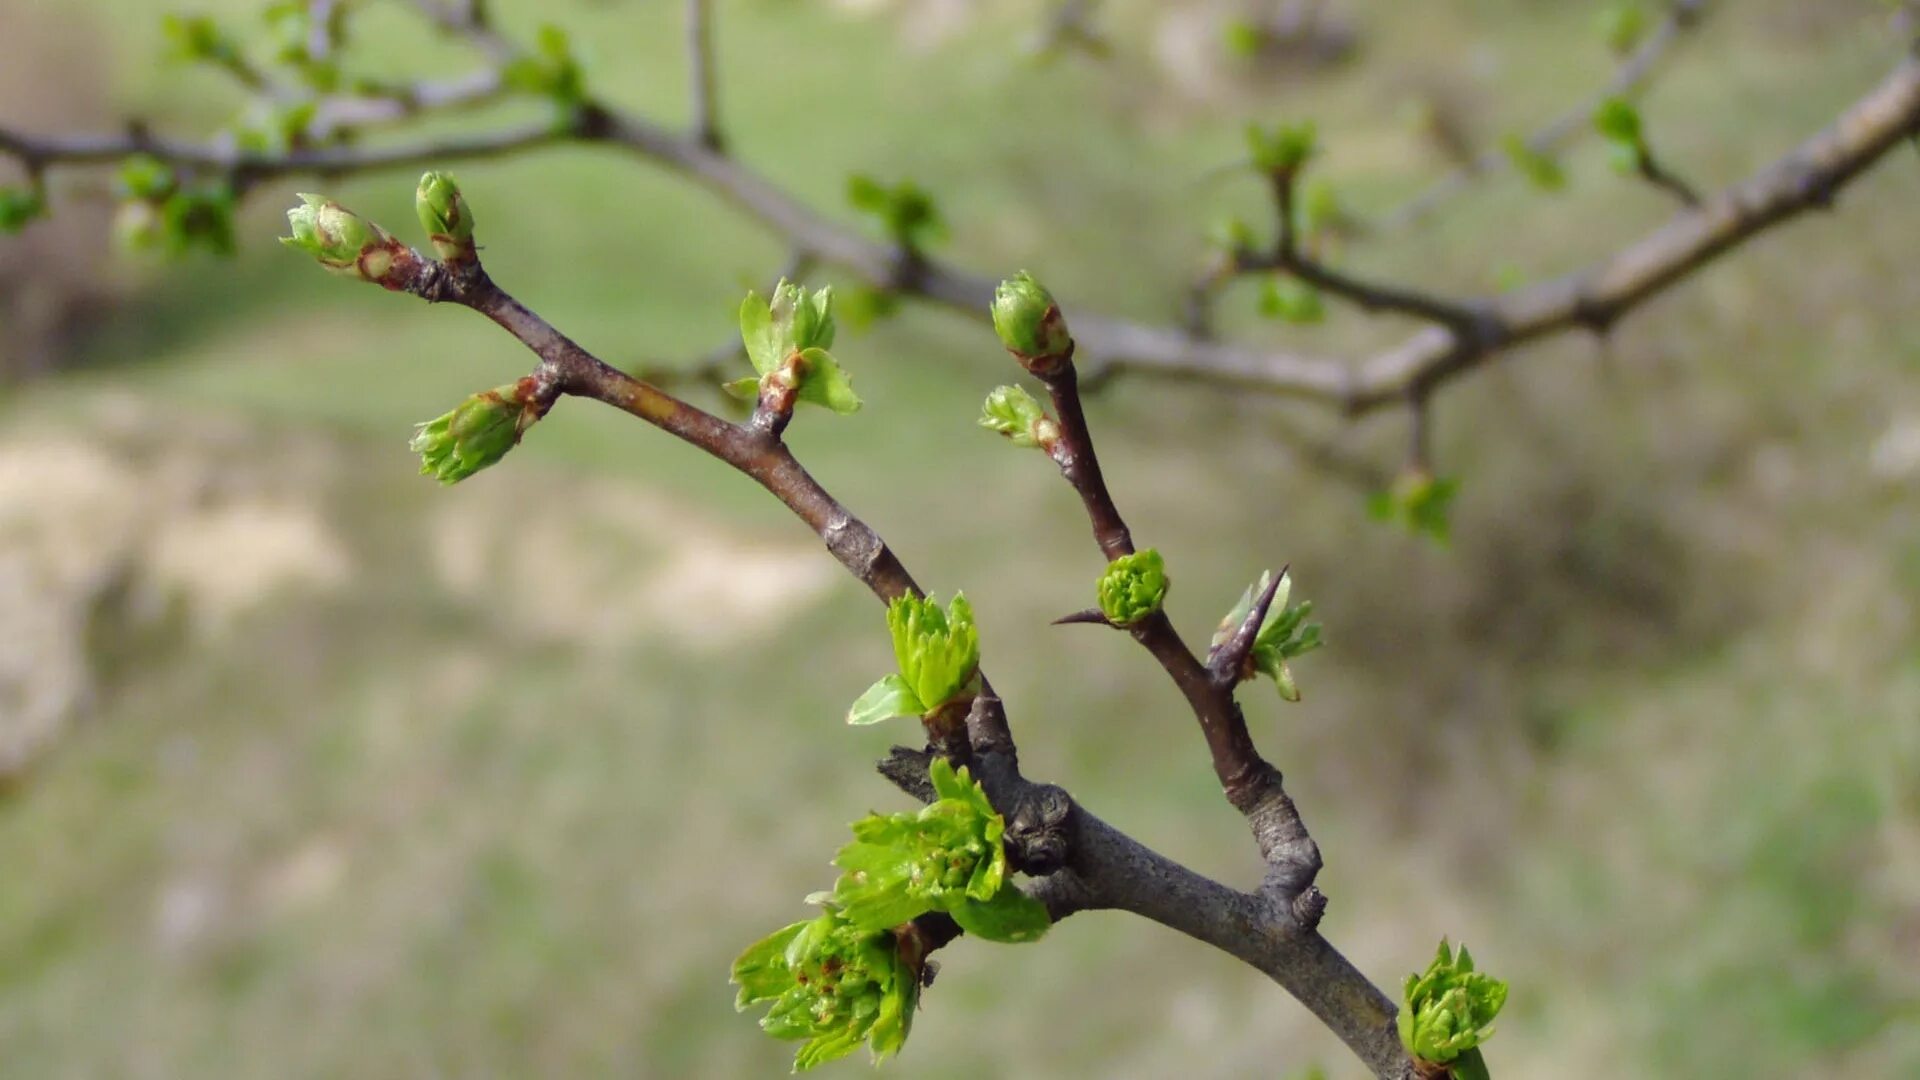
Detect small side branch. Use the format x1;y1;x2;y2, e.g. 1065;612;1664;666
687;0;724;151
1377;0;1709;233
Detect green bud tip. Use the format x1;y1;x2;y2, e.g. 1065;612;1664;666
1097;548;1169;627
282;194;398;282
979;385;1056;449
409;379;543;484
991;271;1074;371
415;171;475;263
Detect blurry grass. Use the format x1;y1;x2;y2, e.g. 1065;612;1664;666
3;0;1920;1077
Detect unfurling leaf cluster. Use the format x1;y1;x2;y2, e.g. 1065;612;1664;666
831;759;1050;943
1399;939;1509;1080
848;593;980;725
730;911;920;1072
732;760;1047;1070
1261;278;1326;324
1211;569;1322;702
727;279;862;415
1097;548;1169;627
410;381;543;485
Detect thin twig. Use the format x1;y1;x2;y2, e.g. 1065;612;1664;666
1375;0;1709;233
687;0;724;151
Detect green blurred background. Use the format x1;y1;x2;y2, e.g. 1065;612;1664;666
2;1;1918;1076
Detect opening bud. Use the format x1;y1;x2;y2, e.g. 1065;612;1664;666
415;171;476;264
409;379;545;484
283;194;401;283
991;271;1074;372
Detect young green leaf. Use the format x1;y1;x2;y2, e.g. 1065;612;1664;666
1368;471;1460;544
847;674;922;726
792;347;862;415
1246;120;1318;175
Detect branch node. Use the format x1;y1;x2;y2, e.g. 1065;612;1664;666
1003;784;1074;876
1292;885;1328;931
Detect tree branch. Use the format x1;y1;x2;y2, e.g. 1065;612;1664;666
5;32;1913;425
687;0;723;151
342;231;1412;1076
1375;0;1709;233
1021;325;1328;924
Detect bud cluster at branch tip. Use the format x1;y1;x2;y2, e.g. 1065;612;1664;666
978;384;1060;449
282;193;404;284
847;593;980;727
415;171;477;266
1399;939;1508;1080
409;379;546;485
1097;548;1169;627
991;272;1074;375
731;758;1048;1070
727;280;861;416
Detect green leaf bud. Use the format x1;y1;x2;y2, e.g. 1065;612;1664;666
991;271;1074;370
116;156;178;203
883;592;980;717
1399;939;1509;1068
1245;120;1318;175
1592;97;1643;145
846;173;945;251
282;193;402;281
1260;278;1326;324
161;13;241;66
1597;1;1649;56
1367;470;1460;545
0;187;46;234
979;384;1057;448
409;380;544;484
1097;548;1169;627
415;171;476;264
